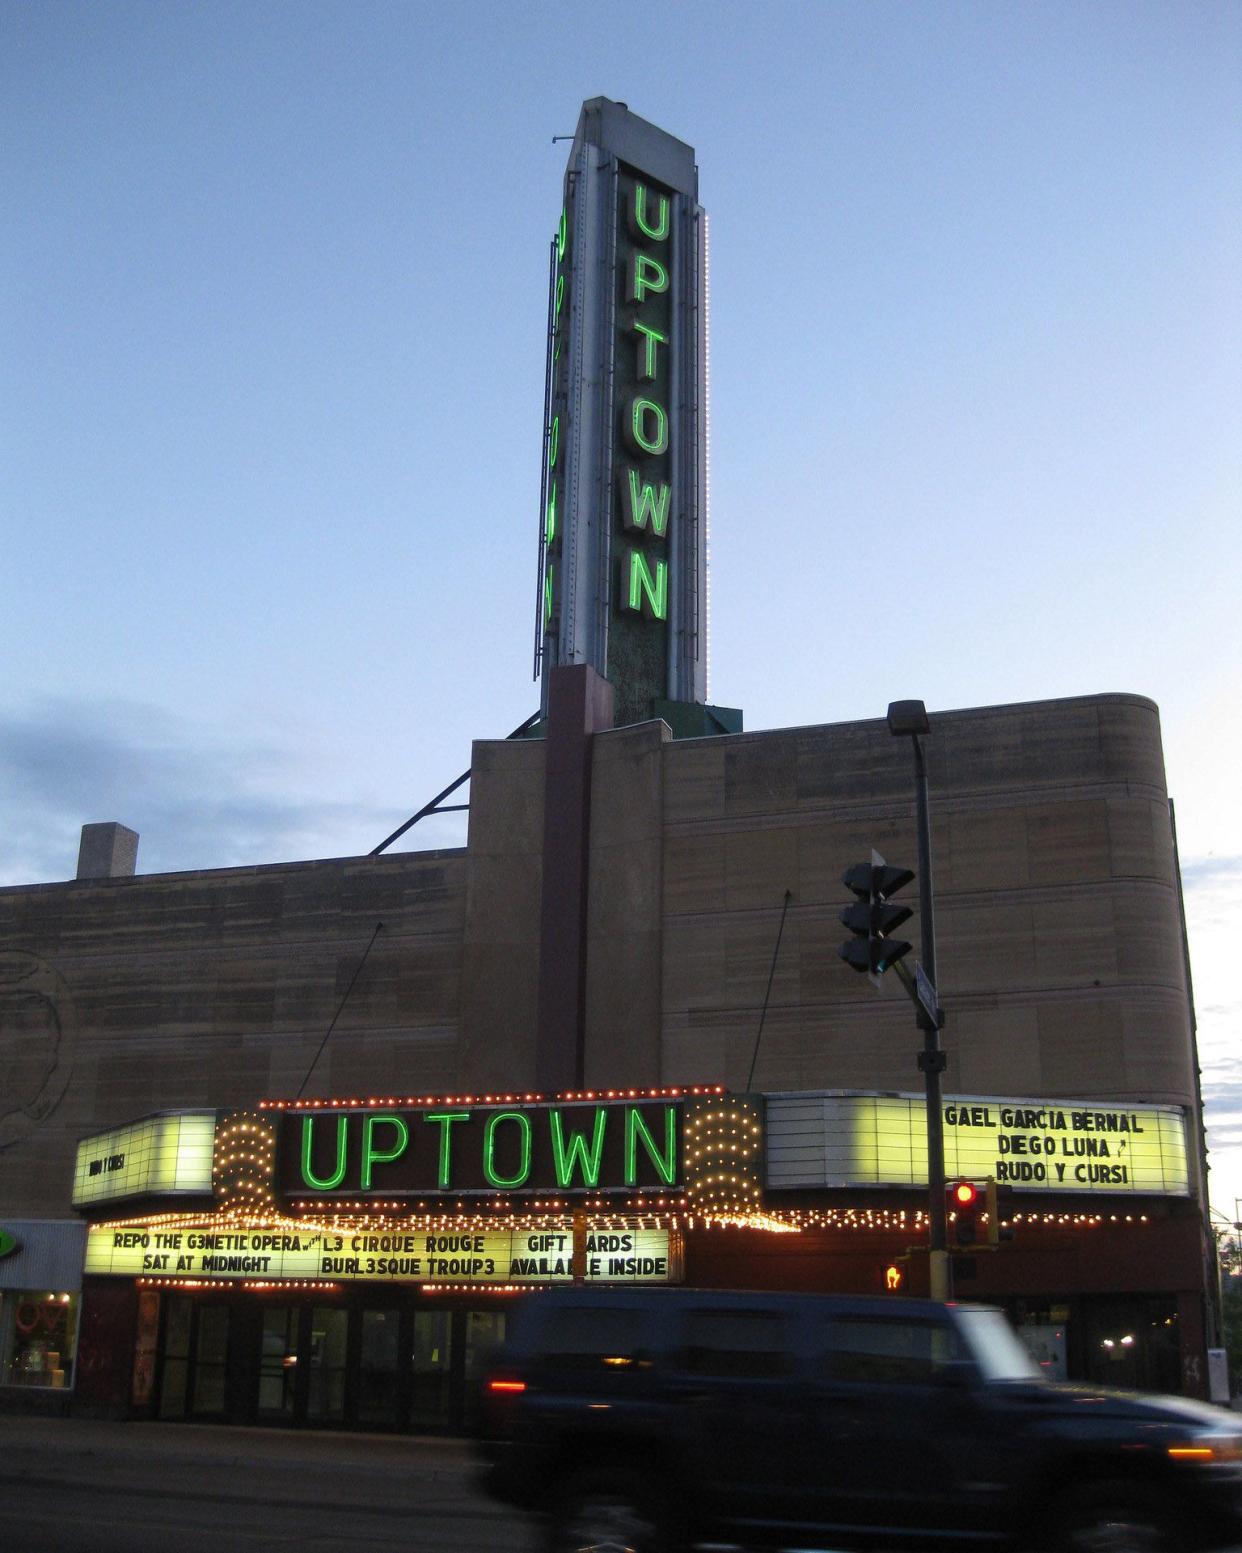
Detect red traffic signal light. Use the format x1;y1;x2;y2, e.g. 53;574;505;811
947;1181;982;1246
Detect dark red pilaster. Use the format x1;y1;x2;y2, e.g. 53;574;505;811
535;664;613;1092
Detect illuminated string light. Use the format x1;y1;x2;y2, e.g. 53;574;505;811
213;1110;278;1216
259;1084;725;1112
91;1200;1144;1242
684;1095;764;1218
419;1283;526;1295
137;1277;343;1292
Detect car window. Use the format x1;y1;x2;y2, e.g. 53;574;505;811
953;1307;1040;1381
537;1306;648;1370
680;1309;793;1378
821;1316;966;1384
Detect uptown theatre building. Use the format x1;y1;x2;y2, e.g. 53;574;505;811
0;686;1216;1428
0;99;1220;1427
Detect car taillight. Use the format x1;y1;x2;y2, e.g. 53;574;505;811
487;1377;526;1394
1168;1432;1242;1464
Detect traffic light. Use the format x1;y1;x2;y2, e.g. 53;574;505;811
882;1259;906;1293
948;1180;981;1246
985;1178;1015;1247
839;858;915;980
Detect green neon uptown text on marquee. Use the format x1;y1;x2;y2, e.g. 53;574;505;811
284;1100;681;1197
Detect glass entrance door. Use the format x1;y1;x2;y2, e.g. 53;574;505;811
189;1306;229;1417
156;1297;230;1420
157;1296;192;1420
257;1307;299;1420
306;1306;348;1424
356;1308;402;1427
462;1310;506;1430
410;1310;452;1430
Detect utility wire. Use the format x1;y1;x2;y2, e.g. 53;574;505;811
747;890;793;1092
295;922;384;1099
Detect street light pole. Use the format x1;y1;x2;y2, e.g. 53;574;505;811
887;700;950;1301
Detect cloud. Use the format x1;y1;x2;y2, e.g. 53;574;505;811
0;697;466;885
1179;855;1242;889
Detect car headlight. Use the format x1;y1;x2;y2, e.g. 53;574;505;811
1167;1430;1242;1464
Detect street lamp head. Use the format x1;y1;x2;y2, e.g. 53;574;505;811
887;700;930;738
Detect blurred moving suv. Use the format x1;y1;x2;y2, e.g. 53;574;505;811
475;1287;1242;1553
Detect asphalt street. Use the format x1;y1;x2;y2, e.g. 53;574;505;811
0;1414;541;1553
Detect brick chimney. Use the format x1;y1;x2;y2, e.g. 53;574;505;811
76;822;139;880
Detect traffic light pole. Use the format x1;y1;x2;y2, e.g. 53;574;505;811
887;702;950;1301
913;733;950;1300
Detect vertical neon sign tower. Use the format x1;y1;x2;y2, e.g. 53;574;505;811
536;98;711;729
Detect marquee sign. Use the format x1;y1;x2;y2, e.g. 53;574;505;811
536;97;709;728
764;1093;1190;1196
72;1112;217;1208
84;1221;679;1286
278;1097;683;1200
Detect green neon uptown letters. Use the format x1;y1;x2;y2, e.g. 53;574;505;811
622;548;669;620
425;1111;470;1189
361;1113;409;1189
631;182;670;242
542;166;681;657
550;1108;608;1188
633;320;667;382
625;1106;677;1186
628;254;669;304
483;1111;533;1189
621;468;670;536
628;397;668;456
301;1115;348;1191
289;1099;684;1196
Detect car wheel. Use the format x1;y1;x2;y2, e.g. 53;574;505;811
1052;1481;1187;1553
548;1468;670;1553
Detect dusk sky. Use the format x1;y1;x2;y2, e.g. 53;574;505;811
4;3;1240;1213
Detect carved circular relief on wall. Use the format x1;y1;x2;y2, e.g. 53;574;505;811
0;950;76;1151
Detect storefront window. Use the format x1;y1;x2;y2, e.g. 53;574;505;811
0;1290;78;1389
1084;1297;1180;1394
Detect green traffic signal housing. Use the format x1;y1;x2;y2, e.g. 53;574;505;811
838;860;915;977
985;1178;1016;1247
949;1179;1016;1250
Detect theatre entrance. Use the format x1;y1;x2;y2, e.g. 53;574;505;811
152;1288;507;1433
